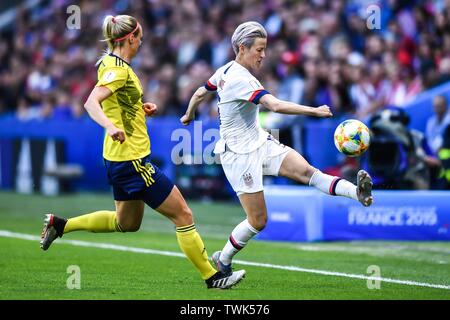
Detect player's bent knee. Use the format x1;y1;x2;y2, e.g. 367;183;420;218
117;219;141;232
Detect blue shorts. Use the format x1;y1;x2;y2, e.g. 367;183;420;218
104;155;174;209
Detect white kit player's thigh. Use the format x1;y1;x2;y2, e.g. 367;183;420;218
220;149;264;195
262;137;293;176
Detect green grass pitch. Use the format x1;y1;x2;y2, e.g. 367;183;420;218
0;191;449;300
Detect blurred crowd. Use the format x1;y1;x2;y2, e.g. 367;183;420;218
1;0;450;189
1;0;450;121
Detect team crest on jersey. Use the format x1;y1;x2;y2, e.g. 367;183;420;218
103;71;116;83
219;79;225;89
243;172;253;187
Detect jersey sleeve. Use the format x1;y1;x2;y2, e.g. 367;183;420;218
96;67;128;93
231;76;270;105
204;71;219;91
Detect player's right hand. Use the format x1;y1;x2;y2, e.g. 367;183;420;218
180;114;194;126
106;125;125;144
316;105;333;118
143;102;158;117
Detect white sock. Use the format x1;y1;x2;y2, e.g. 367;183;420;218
220;219;259;265
309;170;357;200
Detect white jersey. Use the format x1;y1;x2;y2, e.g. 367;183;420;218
205;61;270;154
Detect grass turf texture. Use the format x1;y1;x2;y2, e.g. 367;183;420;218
0;191;449;300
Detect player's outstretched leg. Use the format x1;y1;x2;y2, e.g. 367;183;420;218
279;150;374;206
40;214;67;250
205;269;246;289
211;251;232;276
356;169;373;207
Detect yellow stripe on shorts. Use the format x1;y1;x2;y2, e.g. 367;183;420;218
139;161;155;184
131;160;154;187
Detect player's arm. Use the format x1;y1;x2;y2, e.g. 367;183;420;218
259;94;333;118
84;86;125;143
180;86;211;125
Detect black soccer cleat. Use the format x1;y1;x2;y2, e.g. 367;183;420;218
205;269;246;289
40;214;67;251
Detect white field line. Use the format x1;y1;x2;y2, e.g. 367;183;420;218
1;230;449;291
292;244;449;265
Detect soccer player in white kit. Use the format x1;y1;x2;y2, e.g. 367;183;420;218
180;21;373;277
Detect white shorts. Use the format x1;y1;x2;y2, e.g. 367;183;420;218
220;136;292;195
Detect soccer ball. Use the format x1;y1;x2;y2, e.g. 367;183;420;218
333;119;370;157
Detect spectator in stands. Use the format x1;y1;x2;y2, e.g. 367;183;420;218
437;123;450;189
426;95;450;154
348;52;376;118
52;92;73;120
354;61;390;120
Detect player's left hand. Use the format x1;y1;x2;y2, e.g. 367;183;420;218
180;114;194;126
316;105;333;118
143;102;158;117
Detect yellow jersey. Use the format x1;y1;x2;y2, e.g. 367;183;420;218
96;53;150;161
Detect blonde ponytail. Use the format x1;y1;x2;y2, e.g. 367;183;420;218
96;15;140;66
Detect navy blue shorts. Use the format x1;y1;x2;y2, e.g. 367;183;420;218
104;155;174;209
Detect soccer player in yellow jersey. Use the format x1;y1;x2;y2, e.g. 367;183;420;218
40;14;245;289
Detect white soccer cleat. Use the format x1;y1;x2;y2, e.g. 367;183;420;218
356;170;373;207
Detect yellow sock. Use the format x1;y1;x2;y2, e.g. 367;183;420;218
176;224;217;280
63;210;123;234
